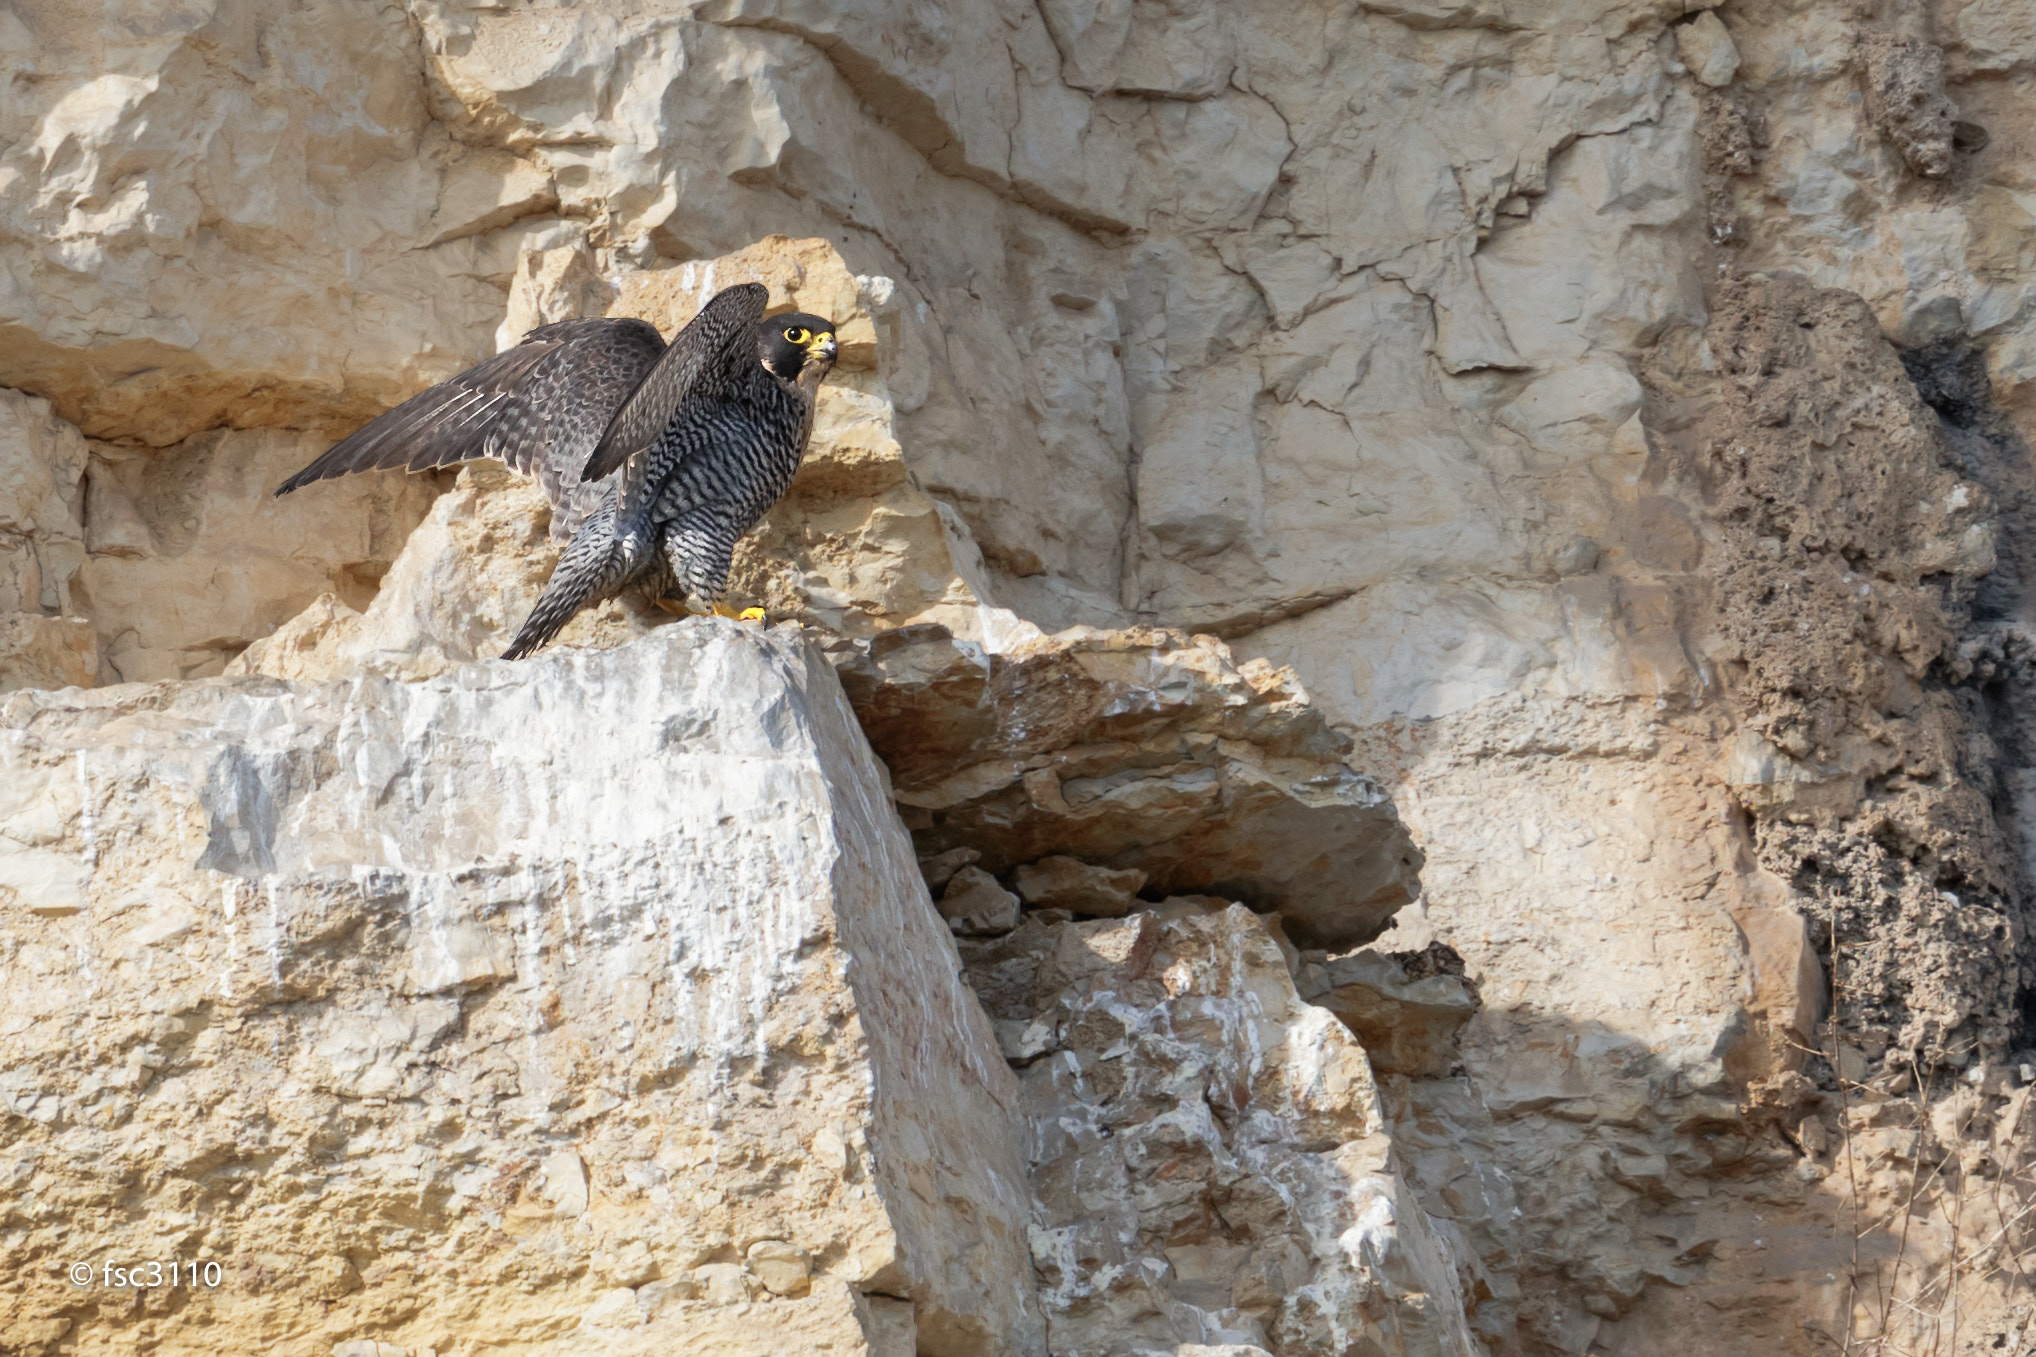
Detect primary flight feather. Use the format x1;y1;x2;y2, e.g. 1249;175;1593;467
274;283;840;657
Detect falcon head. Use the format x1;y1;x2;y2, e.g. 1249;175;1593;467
759;313;839;381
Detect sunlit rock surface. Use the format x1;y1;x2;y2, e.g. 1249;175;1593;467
0;625;1042;1356
963;903;1481;1357
7;0;2036;1351
231;238;987;685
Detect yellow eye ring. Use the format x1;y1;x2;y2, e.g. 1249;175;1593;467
783;327;810;344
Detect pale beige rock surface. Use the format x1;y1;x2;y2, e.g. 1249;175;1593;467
1298;944;1479;1081
0;0;524;446
8;0;2036;1352
1010;855;1145;916
936;866;1022;937
0;389;88;618
1675;13;1740;89
0;624;1041;1356
77;427;439;683
961;904;1480;1357
0;613;95;694
0;380;437;690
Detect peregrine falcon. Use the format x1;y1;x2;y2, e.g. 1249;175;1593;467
275;283;839;659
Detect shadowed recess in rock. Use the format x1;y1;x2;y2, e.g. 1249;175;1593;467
824;622;1424;951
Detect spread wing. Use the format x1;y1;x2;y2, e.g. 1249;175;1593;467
274;318;667;509
578;283;768;504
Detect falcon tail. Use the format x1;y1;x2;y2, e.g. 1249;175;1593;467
501;516;635;661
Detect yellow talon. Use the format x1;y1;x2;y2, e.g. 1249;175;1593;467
737;607;766;623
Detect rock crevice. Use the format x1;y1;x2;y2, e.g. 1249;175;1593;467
9;0;2036;1353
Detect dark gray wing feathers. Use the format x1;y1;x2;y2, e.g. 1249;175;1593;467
273;318;666;506
578;283;769;489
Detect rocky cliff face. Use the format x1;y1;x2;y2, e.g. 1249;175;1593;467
1;628;1043;1356
5;0;2036;1354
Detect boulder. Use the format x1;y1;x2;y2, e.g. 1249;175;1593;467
1010;855;1145;916
0;624;1043;1357
959;905;1480;1356
827;624;1423;950
937;867;1023;937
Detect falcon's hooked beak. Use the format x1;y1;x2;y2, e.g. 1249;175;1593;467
806;331;838;363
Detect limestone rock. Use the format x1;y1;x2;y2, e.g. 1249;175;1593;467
1675;13;1741;88
1860;33;1961;179
0;389;87;617
0;386;435;689
938;867;1023;937
746;1240;814;1298
916;847;982;894
1956;0;2036;72
1298;946;1479;1079
827;623;1423;950
0;625;1044;1356
959;905;1480;1356
79;428;439;683
0;391;95;688
1039;0;1234;99
0;614;95;693
1010;855;1145;916
0;0;522;447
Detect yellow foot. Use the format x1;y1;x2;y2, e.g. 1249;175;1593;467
709;602;767;622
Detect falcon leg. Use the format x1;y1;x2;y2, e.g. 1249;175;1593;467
660;517;748;623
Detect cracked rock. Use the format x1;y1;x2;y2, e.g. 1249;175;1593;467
940;866;1024;936
0;625;1044;1355
1299;947;1479;1079
1675;13;1741;88
825;623;1423;950
1010;855;1145;916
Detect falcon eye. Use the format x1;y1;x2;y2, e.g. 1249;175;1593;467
782;327;810;344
